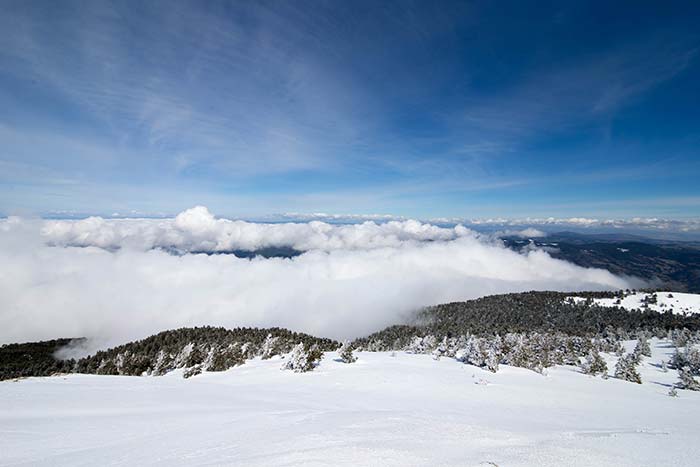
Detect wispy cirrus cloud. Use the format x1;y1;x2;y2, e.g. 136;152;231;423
0;1;698;218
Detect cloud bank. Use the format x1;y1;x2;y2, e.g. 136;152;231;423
1;208;641;353
273;212;700;240
41;206;474;253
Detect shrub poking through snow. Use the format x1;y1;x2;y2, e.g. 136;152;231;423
668;386;679;397
615;353;642;384
580;350;608;377
338;341;357;363
281;343;323;373
183;365;203;379
677;366;700;391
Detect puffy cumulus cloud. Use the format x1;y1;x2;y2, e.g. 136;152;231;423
41;206;473;253
0;210;643;354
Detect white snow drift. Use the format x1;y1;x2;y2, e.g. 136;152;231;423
1;339;698;467
0;208;641;350
569;291;700;315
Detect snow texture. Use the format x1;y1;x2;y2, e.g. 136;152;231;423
1;339;698;466
569;291;700;315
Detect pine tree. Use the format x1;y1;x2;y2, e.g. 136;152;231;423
431;338;447;361
614;354;642;384
581;350;608;377
260;334;281;360
677;366;700;391
338;341;357;363
406;336;426;354
634;336;651;358
281;343;323;373
484;341;500;373
281;343;307;372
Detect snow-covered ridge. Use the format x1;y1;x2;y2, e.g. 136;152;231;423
567;291;700;315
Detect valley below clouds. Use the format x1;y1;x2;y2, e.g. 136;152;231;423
0;207;640;352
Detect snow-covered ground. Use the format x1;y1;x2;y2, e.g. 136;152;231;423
568;291;700;315
1;340;699;467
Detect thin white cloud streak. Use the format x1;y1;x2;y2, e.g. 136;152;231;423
1;209;641;351
274;212;700;235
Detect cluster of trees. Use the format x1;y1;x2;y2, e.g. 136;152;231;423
74;327;339;378
0;338;79;380
668;339;700;391
355;330;617;374
4;292;700;386
353;291;700;351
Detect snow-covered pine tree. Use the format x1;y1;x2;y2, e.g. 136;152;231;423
306;344;323;368
677;366;700;391
669;347;684;369
432;338;448;361
260;334;281;360
281;343;323;373
684;347;700;373
338;341;357;363
614;354;642;384
631;345;643;365
634;336;652;358
661;360;668;372
281;343;307;372
484;341;500;373
580;350;608;377
406;336;426;354
466;337;486;367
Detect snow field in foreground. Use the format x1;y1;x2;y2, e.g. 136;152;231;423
1;338;699;467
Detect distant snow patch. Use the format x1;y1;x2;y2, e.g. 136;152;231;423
567;292;700;315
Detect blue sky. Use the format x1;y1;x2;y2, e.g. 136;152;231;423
1;0;699;219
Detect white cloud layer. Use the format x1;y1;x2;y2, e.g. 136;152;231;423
0;208;642;352
41;206;474;252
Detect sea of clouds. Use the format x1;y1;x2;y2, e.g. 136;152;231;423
0;207;642;354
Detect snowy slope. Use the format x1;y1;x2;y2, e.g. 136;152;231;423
569;291;700;315
1;339;699;467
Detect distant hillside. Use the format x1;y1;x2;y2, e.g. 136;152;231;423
352;290;700;350
75;327;339;378
0;338;80;380
1;328;338;381
4;291;700;381
503;233;700;292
